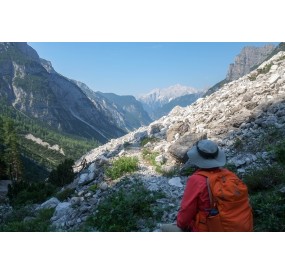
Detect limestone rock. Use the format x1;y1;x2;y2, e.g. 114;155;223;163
36;197;60;210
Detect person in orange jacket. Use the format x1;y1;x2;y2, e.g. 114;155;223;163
161;139;226;232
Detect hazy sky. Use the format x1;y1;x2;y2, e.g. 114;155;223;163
28;42;279;96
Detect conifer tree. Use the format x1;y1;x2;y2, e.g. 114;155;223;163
0;115;6;179
48;158;75;187
2;118;23;182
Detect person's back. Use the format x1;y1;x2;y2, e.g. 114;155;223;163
161;139;253;232
194;167;253;232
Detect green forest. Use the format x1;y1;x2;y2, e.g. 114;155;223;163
0;99;99;178
0;100;99;228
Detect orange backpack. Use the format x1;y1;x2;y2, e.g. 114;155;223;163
195;168;253;232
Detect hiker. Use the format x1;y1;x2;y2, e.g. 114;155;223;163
161;139;253;232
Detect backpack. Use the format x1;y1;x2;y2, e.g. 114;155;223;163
195;168;253;232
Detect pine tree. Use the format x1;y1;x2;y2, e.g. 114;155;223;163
48;158;75;187
2;118;23;182
0;116;7;179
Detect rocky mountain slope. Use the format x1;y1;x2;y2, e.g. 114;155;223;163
205;44;276;96
226;44;275;81
18;50;285;232
0;43;150;143
137;84;203;119
72;81;152;132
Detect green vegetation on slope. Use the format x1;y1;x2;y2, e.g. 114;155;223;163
0;208;55;232
84;178;165;232
238;126;285;232
0;99;99;172
106;156;139;180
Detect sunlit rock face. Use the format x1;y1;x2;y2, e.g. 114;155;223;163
226;44;275;82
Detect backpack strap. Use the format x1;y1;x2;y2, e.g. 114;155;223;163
205;177;214;209
194;169;219;209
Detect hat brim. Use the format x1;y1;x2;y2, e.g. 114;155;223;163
187;145;226;169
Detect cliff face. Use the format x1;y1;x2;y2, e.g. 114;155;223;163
226;44;275;81
0;43;151;143
204;44;276;97
73;81;152;132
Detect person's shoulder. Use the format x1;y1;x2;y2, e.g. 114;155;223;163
189;168;219;181
188;172;207;184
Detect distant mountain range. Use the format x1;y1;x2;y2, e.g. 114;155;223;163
137;84;205;119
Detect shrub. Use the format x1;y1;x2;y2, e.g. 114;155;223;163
159;166;180;177
48;158;75;186
233;137;243;150
123;141;131;148
253;126;284;153
105;156;139;180
257;63;272;74
140;136;158;147
7;181;56;206
248;75;257;81
277;55;285;62
56;188;75;202
243;164;285;192
88;184;98;192
250;188;285;231
142;149;178;176
0;208;54;232
84;180;165;231
248;63;272;81
142;149;159;166
274;140;285;165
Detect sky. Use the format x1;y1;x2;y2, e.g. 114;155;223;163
28;42;279;97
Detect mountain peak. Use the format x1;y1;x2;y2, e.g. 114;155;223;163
0;42;40;61
138;84;199;102
137;84;202;120
226;44;275;82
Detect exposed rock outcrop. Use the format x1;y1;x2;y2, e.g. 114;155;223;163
226;44;275;82
205;44;276;97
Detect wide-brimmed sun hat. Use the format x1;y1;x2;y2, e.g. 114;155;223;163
187;139;226;169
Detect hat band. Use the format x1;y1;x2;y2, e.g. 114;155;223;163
196;143;219;159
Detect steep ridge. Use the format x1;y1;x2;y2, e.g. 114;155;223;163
0;42;126;142
73;80;152;132
205;43;276;96
3;50;285;231
226;44;275;81
97;92;152;130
